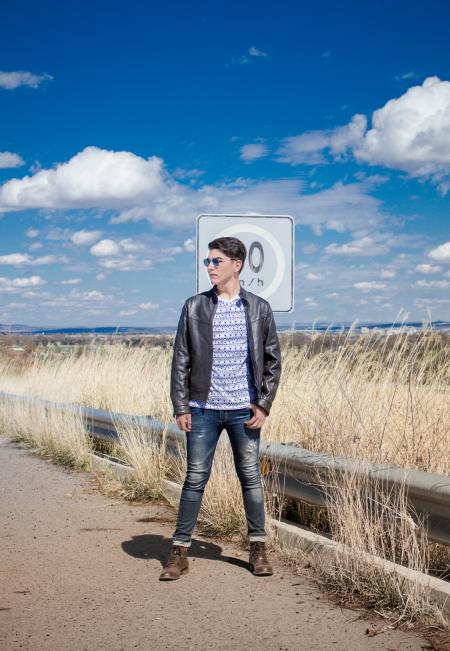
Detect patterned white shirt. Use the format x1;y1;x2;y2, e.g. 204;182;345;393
189;294;257;410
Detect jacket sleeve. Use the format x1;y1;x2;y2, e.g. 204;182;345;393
170;301;191;417
257;306;282;416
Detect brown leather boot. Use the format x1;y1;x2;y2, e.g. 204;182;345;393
249;541;273;576
159;545;189;581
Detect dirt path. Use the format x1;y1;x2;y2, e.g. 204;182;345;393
0;436;429;651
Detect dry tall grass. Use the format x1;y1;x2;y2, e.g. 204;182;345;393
0;329;448;627
0;330;448;473
315;467;446;626
0;394;92;469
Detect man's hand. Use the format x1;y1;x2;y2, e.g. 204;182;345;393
176;413;192;432
244;404;267;429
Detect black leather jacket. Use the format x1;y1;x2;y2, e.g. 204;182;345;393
170;285;282;418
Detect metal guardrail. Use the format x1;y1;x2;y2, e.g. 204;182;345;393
1;390;449;546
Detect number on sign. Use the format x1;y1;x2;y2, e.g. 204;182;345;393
248;241;264;273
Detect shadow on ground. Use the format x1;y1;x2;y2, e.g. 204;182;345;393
122;534;251;572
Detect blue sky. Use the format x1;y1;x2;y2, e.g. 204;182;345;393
1;0;450;327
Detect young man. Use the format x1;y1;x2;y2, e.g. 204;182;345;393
159;236;281;581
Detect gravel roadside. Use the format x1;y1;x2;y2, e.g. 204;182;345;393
0;436;429;651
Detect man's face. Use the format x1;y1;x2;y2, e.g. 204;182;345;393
206;248;242;284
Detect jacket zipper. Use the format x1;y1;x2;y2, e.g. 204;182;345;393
207;299;218;399
243;299;260;401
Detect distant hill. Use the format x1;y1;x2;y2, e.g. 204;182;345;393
0;324;175;335
0;323;42;333
1;321;449;335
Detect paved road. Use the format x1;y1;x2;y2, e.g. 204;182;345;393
0;436;429;651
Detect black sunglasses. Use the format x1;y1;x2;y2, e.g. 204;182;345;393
203;256;237;269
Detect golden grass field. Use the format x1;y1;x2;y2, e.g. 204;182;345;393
1;329;448;471
0;328;448;629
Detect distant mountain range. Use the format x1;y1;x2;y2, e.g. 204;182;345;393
1;321;449;335
0;324;172;334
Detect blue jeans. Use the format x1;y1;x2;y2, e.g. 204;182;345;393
172;406;267;547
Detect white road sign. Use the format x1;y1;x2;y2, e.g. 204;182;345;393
196;214;294;312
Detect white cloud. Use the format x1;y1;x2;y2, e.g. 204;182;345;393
139;302;159;310
0;152;24;168
29;242;43;251
4;302;25;309
277;131;330;165
60;278;82;285
88;237;153;271
0;275;46;293
0;70;53;90
21;290;50;298
380;269;396;278
240;143;268;162
46;227;72;241
354;77;450;190
37;288;116;309
276;76;450;193
184;238;195;252
119;309;138;316
98;256;153;271
0;146;393;236
78;290;109;302
0;253;69;266
90;239;120;257
229;46;269;66
416;263;442;274
414;297;450;306
119;238;145;252
109;175;388;235
0;253;33;265
301;243;318;254
415;279;449;288
26;228;39;238
71;229;102;245
249;46;268;59
0;146;166;212
306;272;323;280
161;246;182;255
329;116;368;157
353;281;387;291
172;167;204;181
325;236;389;256
277;114;366;165
394;71;418;81
428;241;450;263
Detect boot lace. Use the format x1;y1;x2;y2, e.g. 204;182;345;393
251;541;267;558
166;546;183;567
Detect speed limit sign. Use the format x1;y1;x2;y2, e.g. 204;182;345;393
196;214;294;312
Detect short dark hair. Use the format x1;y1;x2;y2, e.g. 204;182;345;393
208;237;246;274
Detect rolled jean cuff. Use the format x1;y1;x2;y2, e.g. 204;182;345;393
172;539;191;547
249;535;267;542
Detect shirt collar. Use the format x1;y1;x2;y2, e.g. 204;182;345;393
209;285;248;303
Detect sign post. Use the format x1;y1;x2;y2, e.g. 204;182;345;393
196;214;294;312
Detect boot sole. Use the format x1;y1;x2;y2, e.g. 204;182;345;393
159;567;189;581
249;564;273;576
